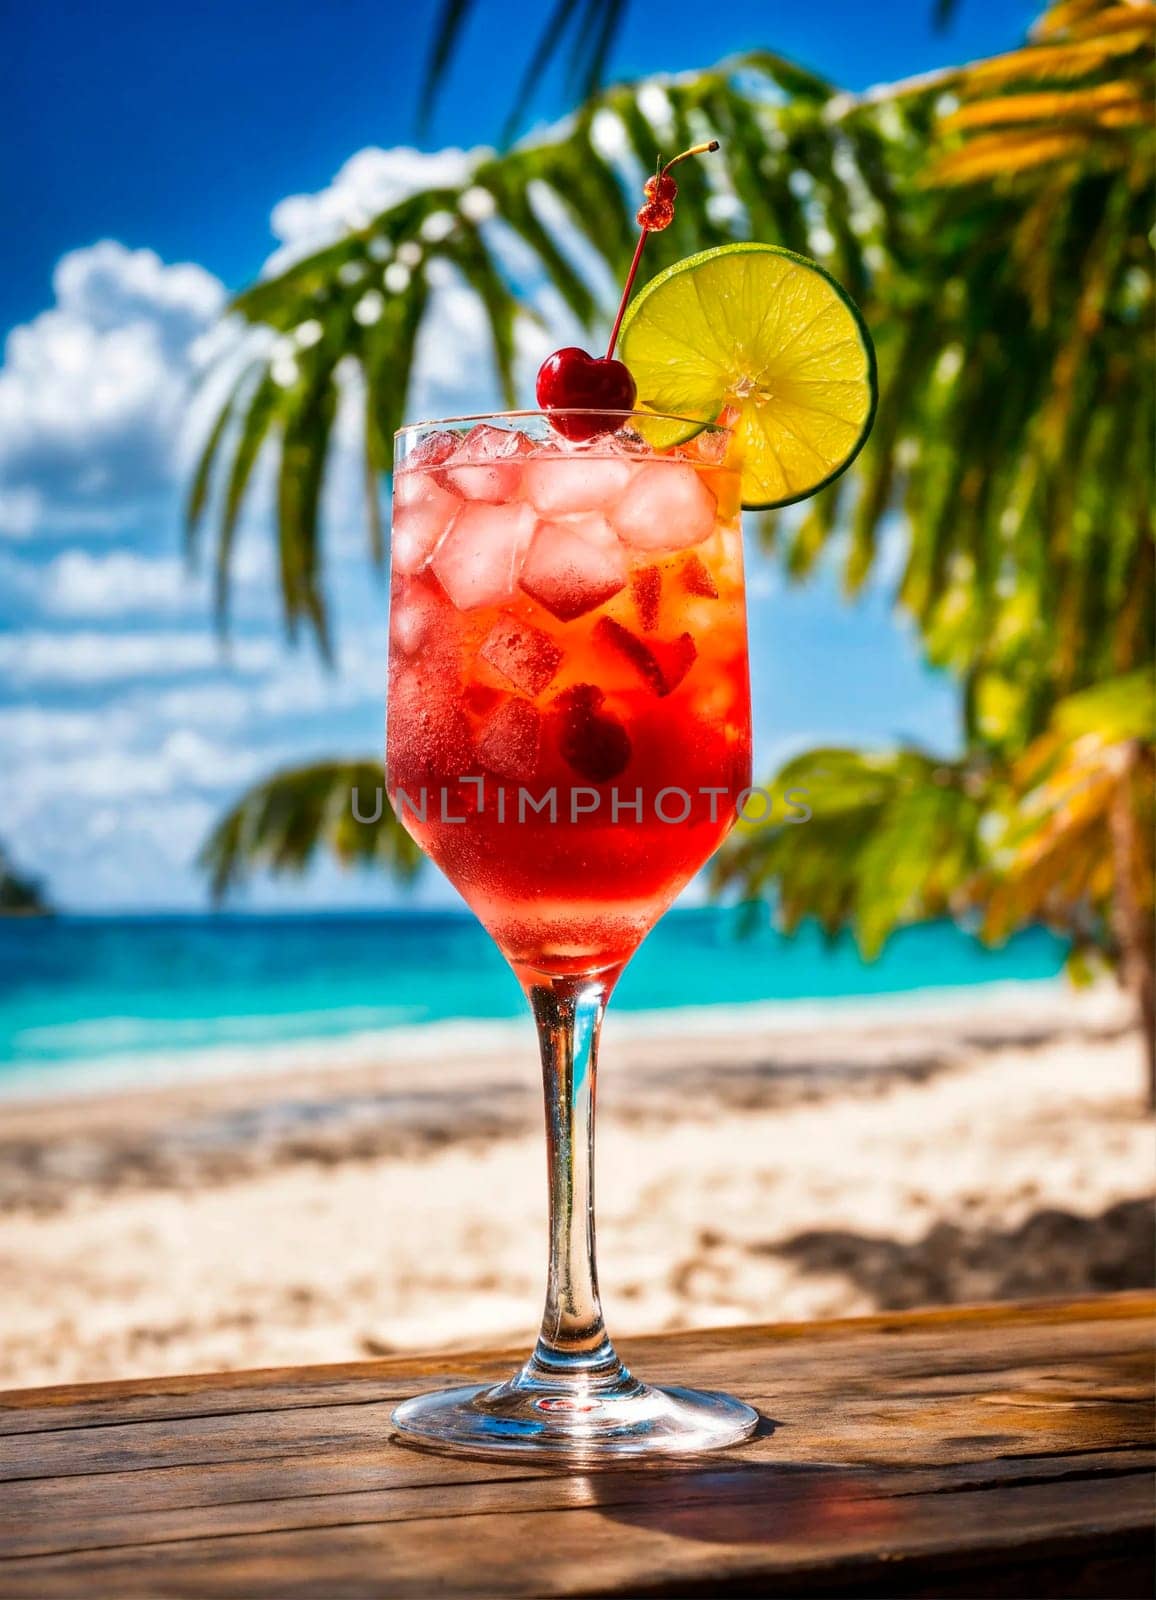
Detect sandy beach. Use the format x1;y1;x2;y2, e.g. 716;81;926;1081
0;981;1152;1392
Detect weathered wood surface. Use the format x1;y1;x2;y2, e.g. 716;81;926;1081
0;1294;1151;1598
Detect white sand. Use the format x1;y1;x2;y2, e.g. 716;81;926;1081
0;982;1151;1390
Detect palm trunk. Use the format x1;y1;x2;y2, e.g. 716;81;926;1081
1109;743;1156;1113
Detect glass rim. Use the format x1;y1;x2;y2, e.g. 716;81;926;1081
395;408;731;442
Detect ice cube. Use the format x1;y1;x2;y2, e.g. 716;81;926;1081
593;617;698;697
680;553;719;598
612;461;717;551
405;430;460;471
604;427;652;455
441;423;533;502
391;471;459;575
389;576;445;657
520;519;627;621
432;501;536;611
480;616;563;697
631;566;662;631
683;428;729;465
388;667;474;782
479;698;541;782
552;684;632;782
523;454;633;517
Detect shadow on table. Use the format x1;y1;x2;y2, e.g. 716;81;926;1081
577;1453;901;1548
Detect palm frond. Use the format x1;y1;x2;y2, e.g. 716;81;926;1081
200;760;422;901
979;669;1155;943
713;748;990;958
419;0;631;142
189;52;913;654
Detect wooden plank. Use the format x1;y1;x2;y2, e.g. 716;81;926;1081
0;1297;1149;1598
1;1308;1149;1483
0;1472;1149;1597
1;1292;1148;1432
1;1449;1150;1561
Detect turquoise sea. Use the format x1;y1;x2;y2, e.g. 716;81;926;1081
0;908;1068;1092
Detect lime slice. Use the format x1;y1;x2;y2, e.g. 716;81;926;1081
619;243;877;509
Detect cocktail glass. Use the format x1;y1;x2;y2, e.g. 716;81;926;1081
387;410;757;1459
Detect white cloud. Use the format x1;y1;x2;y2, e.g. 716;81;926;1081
0;630;278;685
39;550;202;617
0;242;225;539
267;146;480;268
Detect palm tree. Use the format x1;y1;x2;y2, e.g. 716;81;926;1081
191;0;1155;1092
715;0;1156;1098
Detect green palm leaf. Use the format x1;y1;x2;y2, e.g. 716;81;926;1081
713;748;990;959
200;761;422;901
188;53;911;654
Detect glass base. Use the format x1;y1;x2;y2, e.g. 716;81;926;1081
392;1361;759;1462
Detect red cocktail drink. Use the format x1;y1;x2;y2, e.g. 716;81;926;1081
386;412;760;1460
387;414;750;982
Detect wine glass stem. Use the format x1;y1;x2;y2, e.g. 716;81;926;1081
524;971;626;1385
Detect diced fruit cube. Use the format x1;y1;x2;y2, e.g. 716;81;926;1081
551;684;632;782
480;617;563;697
680;553;719;598
463;682;504;719
392;471;459;575
612;461;717;550
432;501;536;611
441;423;533;502
388;669;474;781
523;454;633;517
593;617;698;697
631;566;662;631
520;519;627;621
479;698;541;782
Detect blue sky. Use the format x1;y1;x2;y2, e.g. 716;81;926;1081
2;0;1038;911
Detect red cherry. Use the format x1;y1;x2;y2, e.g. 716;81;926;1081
636;199;674;232
535;347;637;441
643;172;678;204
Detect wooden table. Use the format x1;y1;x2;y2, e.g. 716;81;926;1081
0;1294;1151;1598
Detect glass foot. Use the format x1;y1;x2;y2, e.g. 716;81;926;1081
392;1367;759;1462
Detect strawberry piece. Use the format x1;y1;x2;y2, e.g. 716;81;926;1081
594;617;698;697
631;566;662;631
681;553;719;598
